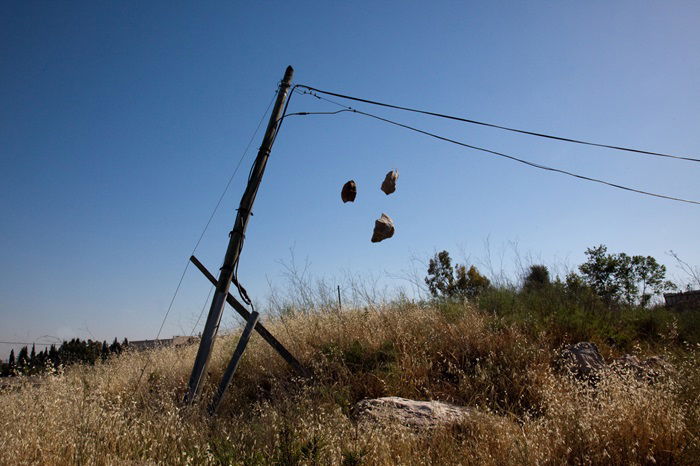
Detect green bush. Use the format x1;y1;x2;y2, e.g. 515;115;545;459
476;281;697;350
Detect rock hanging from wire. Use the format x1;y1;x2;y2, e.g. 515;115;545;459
381;170;399;195
341;180;357;203
371;213;395;243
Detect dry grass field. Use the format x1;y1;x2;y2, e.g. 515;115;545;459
1;302;698;465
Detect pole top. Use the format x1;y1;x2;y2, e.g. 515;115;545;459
284;66;294;82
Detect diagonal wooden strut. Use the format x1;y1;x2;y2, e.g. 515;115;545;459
208;310;260;415
189;255;309;378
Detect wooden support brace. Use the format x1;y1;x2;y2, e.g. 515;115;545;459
208;311;259;414
189;255;309;378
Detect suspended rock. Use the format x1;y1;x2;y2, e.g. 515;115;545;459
341;180;357;203
371;213;395;243
380;169;399;195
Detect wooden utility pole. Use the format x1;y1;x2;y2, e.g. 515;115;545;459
184;66;294;404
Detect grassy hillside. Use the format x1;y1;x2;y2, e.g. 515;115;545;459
1;299;698;465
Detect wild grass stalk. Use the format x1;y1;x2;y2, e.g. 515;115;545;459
1;299;698;465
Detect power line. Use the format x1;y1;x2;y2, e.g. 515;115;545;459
297;84;700;163
300;90;700;206
0;341;53;346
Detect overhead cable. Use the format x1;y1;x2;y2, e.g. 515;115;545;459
300;90;700;206
297;85;700;163
0;341;53;346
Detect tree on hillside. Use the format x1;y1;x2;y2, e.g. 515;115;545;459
461;265;491;298
48;344;59;367
579;245;675;306
35;348;47;369
17;346;29;372
579;245;621;303
110;338;122;355
632;255;674;306
425;251;491;299
426;251;455;298
523;265;550;293
1;336;132;377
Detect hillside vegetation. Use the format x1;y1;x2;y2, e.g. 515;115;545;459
1;291;699;465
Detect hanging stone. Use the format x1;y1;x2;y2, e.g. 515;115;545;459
371;213;395;243
381;170;399;195
341;180;357;203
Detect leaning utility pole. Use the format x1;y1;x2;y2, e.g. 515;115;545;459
184;66;294;404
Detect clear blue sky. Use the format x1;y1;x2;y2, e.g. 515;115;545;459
2;1;699;357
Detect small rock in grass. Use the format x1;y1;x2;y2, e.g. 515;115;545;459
557;342;606;381
353;396;473;429
611;354;672;382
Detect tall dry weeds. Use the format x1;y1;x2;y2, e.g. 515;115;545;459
1;303;698;465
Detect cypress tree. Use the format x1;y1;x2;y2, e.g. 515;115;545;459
30;344;36;368
110;338;122;355
86;339;100;364
101;341;109;360
36;349;47;368
49;344;59;368
17;346;29;371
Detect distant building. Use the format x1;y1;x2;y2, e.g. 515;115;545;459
128;335;198;351
664;289;700;311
